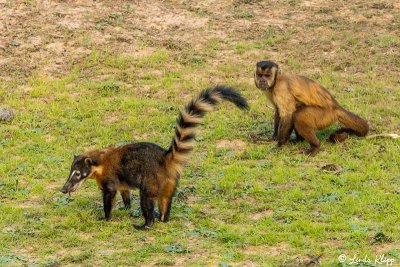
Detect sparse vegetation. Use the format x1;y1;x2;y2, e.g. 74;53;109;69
0;0;399;266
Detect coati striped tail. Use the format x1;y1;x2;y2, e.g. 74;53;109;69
165;86;249;175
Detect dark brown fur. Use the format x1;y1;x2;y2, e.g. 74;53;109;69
254;60;369;156
60;86;248;229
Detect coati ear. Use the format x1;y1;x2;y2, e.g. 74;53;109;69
84;157;94;166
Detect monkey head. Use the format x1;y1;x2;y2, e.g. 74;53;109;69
254;61;280;90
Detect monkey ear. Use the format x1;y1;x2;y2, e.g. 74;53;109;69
275;64;281;74
254;71;259;87
84;157;94;166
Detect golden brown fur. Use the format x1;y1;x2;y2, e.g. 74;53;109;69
255;60;369;156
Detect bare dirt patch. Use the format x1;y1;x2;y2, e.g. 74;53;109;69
372;242;399;255
243;242;289;257
1;0;399;84
104;112;122;123
250;209;274;220
216;139;247;151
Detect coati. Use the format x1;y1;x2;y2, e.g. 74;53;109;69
254;60;369;156
60;86;249;229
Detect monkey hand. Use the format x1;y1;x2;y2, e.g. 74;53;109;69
272;144;282;152
264;135;277;142
249;133;276;143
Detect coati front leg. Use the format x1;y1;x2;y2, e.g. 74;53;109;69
134;192;155;230
102;180;117;221
120;190;131;209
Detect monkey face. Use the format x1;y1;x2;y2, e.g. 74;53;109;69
254;61;279;90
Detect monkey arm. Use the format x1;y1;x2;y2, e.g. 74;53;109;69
273;91;296;146
277;115;293;146
273;109;280;140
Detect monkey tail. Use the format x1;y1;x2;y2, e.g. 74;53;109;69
335;106;369;137
164;86;249;176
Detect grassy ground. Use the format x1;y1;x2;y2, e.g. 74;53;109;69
1;0;400;266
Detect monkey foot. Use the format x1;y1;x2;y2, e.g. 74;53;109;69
249;133;276;143
328;132;349;143
302;147;319;157
290;137;304;143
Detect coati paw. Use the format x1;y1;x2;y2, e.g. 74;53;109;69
160;215;170;223
153;211;160;219
133;224;152;230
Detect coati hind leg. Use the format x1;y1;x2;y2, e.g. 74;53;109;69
158;179;177;223
134;192;156;230
120;190;131;209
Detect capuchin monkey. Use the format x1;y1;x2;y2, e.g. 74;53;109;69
254;60;369;156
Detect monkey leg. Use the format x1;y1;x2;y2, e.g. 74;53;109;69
272;109;280;140
288;125;304;142
294;128;304;142
120;190;131;209
277;115;294;147
295;126;320;156
293;107;329;156
158;180;176;223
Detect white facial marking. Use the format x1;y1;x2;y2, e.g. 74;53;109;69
69;170;77;180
